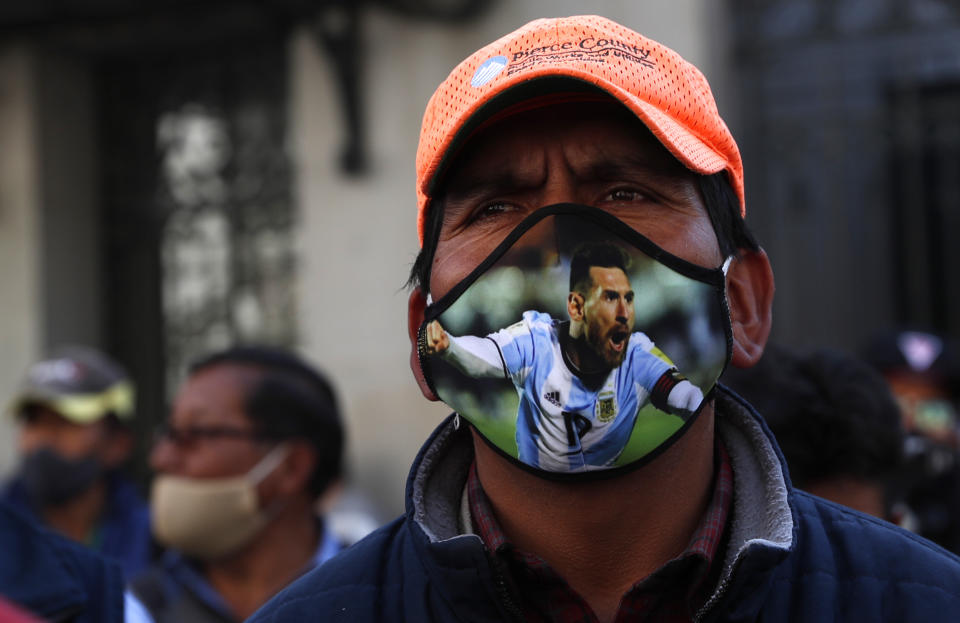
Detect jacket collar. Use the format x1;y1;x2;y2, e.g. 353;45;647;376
405;388;796;618
407;413;476;544
697;385;794;620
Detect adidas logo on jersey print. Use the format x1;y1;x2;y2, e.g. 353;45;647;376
543;391;562;407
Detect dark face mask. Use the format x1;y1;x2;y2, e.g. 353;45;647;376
417;204;732;479
20;447;103;508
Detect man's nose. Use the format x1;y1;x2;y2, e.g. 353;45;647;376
511;218;558;268
149;435;181;474
615;298;628;319
539;164;578;207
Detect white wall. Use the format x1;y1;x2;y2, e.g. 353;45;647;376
291;1;718;515
0;48;43;477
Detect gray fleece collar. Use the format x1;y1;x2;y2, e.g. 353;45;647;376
408;414;475;543
409;391;795;572
697;387;794;618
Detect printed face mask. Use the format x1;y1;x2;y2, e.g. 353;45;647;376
417;204;732;478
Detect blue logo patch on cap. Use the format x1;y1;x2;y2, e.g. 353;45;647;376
471;56;508;87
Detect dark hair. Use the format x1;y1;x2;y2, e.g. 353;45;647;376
407;171;758;294
189;346;344;497
722;344;904;488
697;172;759;259
568;242;630;292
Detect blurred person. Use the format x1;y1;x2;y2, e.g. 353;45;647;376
1;346;152;580
722;345;904;519
863;329;960;552
131;346;345;622
252;15;960;623
862;330;960;445
0;500;125;623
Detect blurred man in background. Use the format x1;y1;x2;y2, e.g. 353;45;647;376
132;346;345;622
2;346;152;580
722;345;905;520
862;330;960;552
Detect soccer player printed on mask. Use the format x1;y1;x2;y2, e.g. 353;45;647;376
422;241;703;471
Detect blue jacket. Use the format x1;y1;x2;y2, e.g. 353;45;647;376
131;521;344;622
0;501;125;623
249;388;960;622
1;471;153;580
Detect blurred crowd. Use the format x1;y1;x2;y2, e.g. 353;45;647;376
723;330;960;546
0;344;373;623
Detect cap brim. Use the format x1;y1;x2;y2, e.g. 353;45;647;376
9;382;134;425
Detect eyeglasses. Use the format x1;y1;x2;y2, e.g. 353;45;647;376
153;423;271;448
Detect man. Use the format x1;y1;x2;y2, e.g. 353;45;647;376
423;240;703;470
2;346;152;580
131;346;345;622
0;500;126;623
722;345;905;519
251;15;960;622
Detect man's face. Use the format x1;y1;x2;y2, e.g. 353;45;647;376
150;363;268;480
429;101;722;302
18;405;112;462
580;266;635;368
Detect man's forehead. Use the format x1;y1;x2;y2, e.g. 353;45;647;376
441;99;692;193
590;265;631;284
178;364;257;415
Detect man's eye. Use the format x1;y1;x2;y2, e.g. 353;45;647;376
625;293;634;303
605;188;646;202
469;202;513;222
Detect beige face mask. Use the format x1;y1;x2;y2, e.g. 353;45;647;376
151;444;289;560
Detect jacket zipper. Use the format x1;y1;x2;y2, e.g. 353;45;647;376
489;556;526;623
693;555;739;623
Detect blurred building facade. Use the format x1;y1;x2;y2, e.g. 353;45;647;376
1;0;957;515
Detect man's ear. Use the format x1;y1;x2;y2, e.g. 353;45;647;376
567;292;585;322
259;441;316;503
408;288;439;401
726;249;775;368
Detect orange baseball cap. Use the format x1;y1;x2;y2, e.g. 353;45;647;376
415;15;744;246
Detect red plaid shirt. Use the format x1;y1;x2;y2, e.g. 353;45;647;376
467;444;733;623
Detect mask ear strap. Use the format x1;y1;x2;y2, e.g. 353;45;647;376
248;443;289;484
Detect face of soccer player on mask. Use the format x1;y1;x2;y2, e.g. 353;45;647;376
580;266;636;369
426;100;722;302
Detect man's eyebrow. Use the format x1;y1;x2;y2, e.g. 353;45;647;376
577;152;690;184
442;163;547;203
